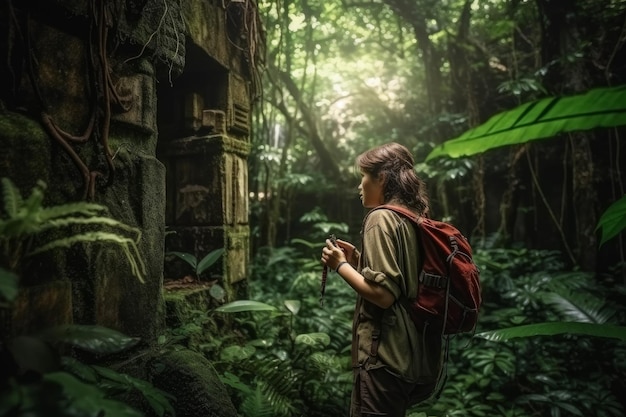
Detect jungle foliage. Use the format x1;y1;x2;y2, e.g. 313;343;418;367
0;178;173;417
195;239;626;417
240;0;626;415
251;0;626;277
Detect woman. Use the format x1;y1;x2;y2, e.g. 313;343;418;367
320;142;442;417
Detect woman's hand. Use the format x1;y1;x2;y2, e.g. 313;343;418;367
336;239;360;267
320;238;347;271
321;237;393;309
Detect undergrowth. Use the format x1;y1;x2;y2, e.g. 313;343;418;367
167;238;626;417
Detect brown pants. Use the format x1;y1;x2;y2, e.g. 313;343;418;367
350;367;434;417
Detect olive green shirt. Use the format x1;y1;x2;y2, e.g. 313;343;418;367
352;208;441;384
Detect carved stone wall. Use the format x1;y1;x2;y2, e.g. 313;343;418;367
0;0;261;341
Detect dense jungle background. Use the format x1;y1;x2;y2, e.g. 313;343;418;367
2;0;626;417
239;0;626;416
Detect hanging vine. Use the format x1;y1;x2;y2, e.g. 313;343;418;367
9;0;131;200
223;0;266;100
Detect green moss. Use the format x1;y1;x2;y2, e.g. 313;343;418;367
149;349;238;417
0;112;52;185
163;287;220;348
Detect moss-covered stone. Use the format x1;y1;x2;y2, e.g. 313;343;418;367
148;349;238;417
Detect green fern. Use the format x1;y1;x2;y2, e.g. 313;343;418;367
1;177;22;217
27;232;146;283
240;384;276;417
38;202;109;222
232;356;302;417
0;177;146;283
256;379;299;417
38;217;141;241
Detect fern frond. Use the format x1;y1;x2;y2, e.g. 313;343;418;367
240;384;275;417
22;180;46;215
547;271;595;292
11;181;47;236
253;358;301;415
257;379;298;417
0;180;51;238
38;216;142;242
25;232;146;283
38;202;108;222
1;177;23;218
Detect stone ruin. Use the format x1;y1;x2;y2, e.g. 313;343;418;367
0;0;263;345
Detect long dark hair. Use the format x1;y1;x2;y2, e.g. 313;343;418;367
356;142;429;216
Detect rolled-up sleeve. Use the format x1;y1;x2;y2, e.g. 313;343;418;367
360;212;404;300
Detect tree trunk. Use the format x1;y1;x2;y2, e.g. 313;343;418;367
535;0;597;269
382;0;444;117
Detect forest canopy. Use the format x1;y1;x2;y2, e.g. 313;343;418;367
250;0;626;278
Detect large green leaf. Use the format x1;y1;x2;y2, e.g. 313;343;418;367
38;325;140;354
542;291;616;324
476;322;626;342
294;332;331;348
196;248;225;275
92;365;175;417
596;194;626;247
167;251;198;269
426;85;626;161
44;372;143;417
214;300;277;313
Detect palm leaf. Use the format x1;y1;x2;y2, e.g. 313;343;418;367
476;322;626;342
543;291;616;323
426;85;626;161
596;194;626;247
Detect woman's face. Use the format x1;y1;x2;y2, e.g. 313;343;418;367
358;170;384;208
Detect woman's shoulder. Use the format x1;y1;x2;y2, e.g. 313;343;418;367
364;207;408;227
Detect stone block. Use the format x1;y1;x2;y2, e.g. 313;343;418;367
110;68;158;138
11;281;73;337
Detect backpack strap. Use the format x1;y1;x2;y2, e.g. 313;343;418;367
369;327;381;365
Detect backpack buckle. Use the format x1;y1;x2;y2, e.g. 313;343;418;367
419;272;447;289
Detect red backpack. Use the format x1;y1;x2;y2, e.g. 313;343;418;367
374;205;482;335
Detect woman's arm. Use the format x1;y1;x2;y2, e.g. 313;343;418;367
336;261;395;309
322;239;394;309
